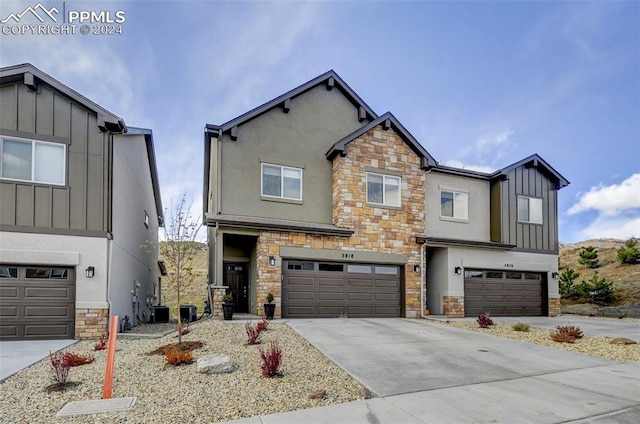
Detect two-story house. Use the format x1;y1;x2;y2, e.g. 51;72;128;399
203;70;569;319
0;64;164;340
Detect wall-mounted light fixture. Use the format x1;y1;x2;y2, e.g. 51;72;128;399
413;265;421;273
268;256;276;266
85;266;95;278
552;272;559;279
454;266;462;275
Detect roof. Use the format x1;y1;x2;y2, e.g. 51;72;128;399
491;154;570;189
326;112;437;168
205;213;353;237
205;70;378;137
123;127;164;226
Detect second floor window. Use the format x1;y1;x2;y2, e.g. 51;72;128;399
367;172;401;207
0;137;65;185
261;163;302;200
441;190;468;220
518;195;543;224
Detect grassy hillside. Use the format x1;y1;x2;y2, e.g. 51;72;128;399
159;243;210;317
559;239;640;306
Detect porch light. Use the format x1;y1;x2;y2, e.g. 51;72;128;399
86;266;95;278
552;272;559;279
454;266;462;275
268;256;276;266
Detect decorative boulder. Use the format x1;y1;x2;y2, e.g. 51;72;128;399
197;354;234;374
609;337;637;345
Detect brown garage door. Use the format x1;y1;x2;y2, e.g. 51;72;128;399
464;270;543;317
0;265;75;340
282;261;401;318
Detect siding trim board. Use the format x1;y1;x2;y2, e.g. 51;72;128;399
0;224;109;238
206;214;353;237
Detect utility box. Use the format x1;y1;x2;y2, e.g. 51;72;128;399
152;306;170;323
180;305;197;323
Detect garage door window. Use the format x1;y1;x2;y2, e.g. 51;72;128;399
375;266;398;275
25;268;69;279
485;271;503;279
0;267;18;278
525;273;541;280
465;270;483;278
287;262;314;271
348;265;372;274
319;263;344;272
506;272;523;279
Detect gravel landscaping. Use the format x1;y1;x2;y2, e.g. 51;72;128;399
0;318;365;423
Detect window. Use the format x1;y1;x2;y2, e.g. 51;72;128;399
518;196;543;224
347;265;372;274
261;163;302;200
318;263;344;272
366;172;400;207
0;137;65;185
440;190;468;220
144;211;150;228
375;266;398;275
0;267;18;278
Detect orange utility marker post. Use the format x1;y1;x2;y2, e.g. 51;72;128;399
102;315;119;399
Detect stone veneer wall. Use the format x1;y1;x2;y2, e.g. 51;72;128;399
75;308;109;339
442;296;464;318
548;297;560;317
256;125;425;318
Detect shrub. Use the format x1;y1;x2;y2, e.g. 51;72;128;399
164;345;193;365
557;325;583;339
49;351;72;385
559;268;580;297
583;273;615;303
578;246;599;268
550;328;576;343
266;292;274;304
259;340;283;377
245;321;263;345
256;318;269;332
66;352;95;367
512;322;530;332
476;312;494;328
617;238;640;264
94;333;108;351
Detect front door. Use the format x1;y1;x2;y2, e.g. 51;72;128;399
224;263;248;313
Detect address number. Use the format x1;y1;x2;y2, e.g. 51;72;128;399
341;253;354;259
504;264;514;268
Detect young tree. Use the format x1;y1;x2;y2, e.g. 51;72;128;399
578;246;599;268
159;194;202;344
559;268;580;297
617;237;640;265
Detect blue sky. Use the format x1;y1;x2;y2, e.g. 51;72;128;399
1;0;638;243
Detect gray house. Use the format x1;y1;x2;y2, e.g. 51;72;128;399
0;64;164;339
202;70;569;319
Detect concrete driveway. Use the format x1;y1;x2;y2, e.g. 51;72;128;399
0;339;77;382
280;318;640;423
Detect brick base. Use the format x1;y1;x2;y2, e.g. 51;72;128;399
210;286;229;317
443;296;465;318
548;297;560;317
75;308;109;339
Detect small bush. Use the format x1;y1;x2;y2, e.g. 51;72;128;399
256;318;269;332
617;238;640;264
559;268;580;298
164;345;193;365
259;340;283;377
94;333;108;351
557;325;583;339
245;321;263;345
66;352;95;367
476;312;494;328
49;351;72;385
512;322;530;332
578;246;599;268
584;273;615;303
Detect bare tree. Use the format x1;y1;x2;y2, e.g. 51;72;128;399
159;194;202;344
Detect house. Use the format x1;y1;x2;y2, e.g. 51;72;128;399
203;70;569;319
0;64;164;340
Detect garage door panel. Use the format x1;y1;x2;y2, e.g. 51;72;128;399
318;292;344;301
485;283;506;291
25;305;73;318
347;279;373;289
317;277;344;287
317;306;345;316
0;286;19;298
0;305;18;317
465;282;484;290
287;291;316;301
24;286;72;299
375;293;399;302
374;279;399;289
374;305;401;316
0;325;18;337
23;323;72;338
348;292;372;301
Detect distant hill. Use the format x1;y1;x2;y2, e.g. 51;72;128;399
559;238;640;306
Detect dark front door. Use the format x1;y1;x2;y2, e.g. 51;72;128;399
224;263;248;313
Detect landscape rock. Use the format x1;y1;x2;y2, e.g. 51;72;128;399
609;337;637;345
197;354;234;374
309;389;326;399
361;388;373;399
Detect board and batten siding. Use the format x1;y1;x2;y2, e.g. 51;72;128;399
0;81;111;234
490;164;558;253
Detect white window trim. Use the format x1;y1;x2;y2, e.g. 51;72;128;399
366;172;401;207
0;136;66;186
518;195;543;225
440;189;469;222
260;163;303;201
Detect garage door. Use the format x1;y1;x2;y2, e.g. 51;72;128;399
282;261;401;318
464;270;543;317
0;265;75;340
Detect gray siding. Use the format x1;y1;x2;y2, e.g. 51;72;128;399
491;165;559;252
215;84;368;224
0;82;110;234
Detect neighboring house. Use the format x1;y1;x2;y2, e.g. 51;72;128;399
0;64;164;340
202;70;569;319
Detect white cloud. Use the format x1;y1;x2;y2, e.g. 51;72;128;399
567;173;640;216
460;128;516;165
442;160;495;174
576;215;640;241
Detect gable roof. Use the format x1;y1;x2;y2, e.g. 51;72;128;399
0;63;126;133
205;70;378;137
325;112;438;169
123;127;164;226
491;153;570;189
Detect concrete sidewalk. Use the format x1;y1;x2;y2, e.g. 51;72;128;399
221;318;640;424
0;339;77;382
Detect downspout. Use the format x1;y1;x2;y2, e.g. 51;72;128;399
420;165;433;319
